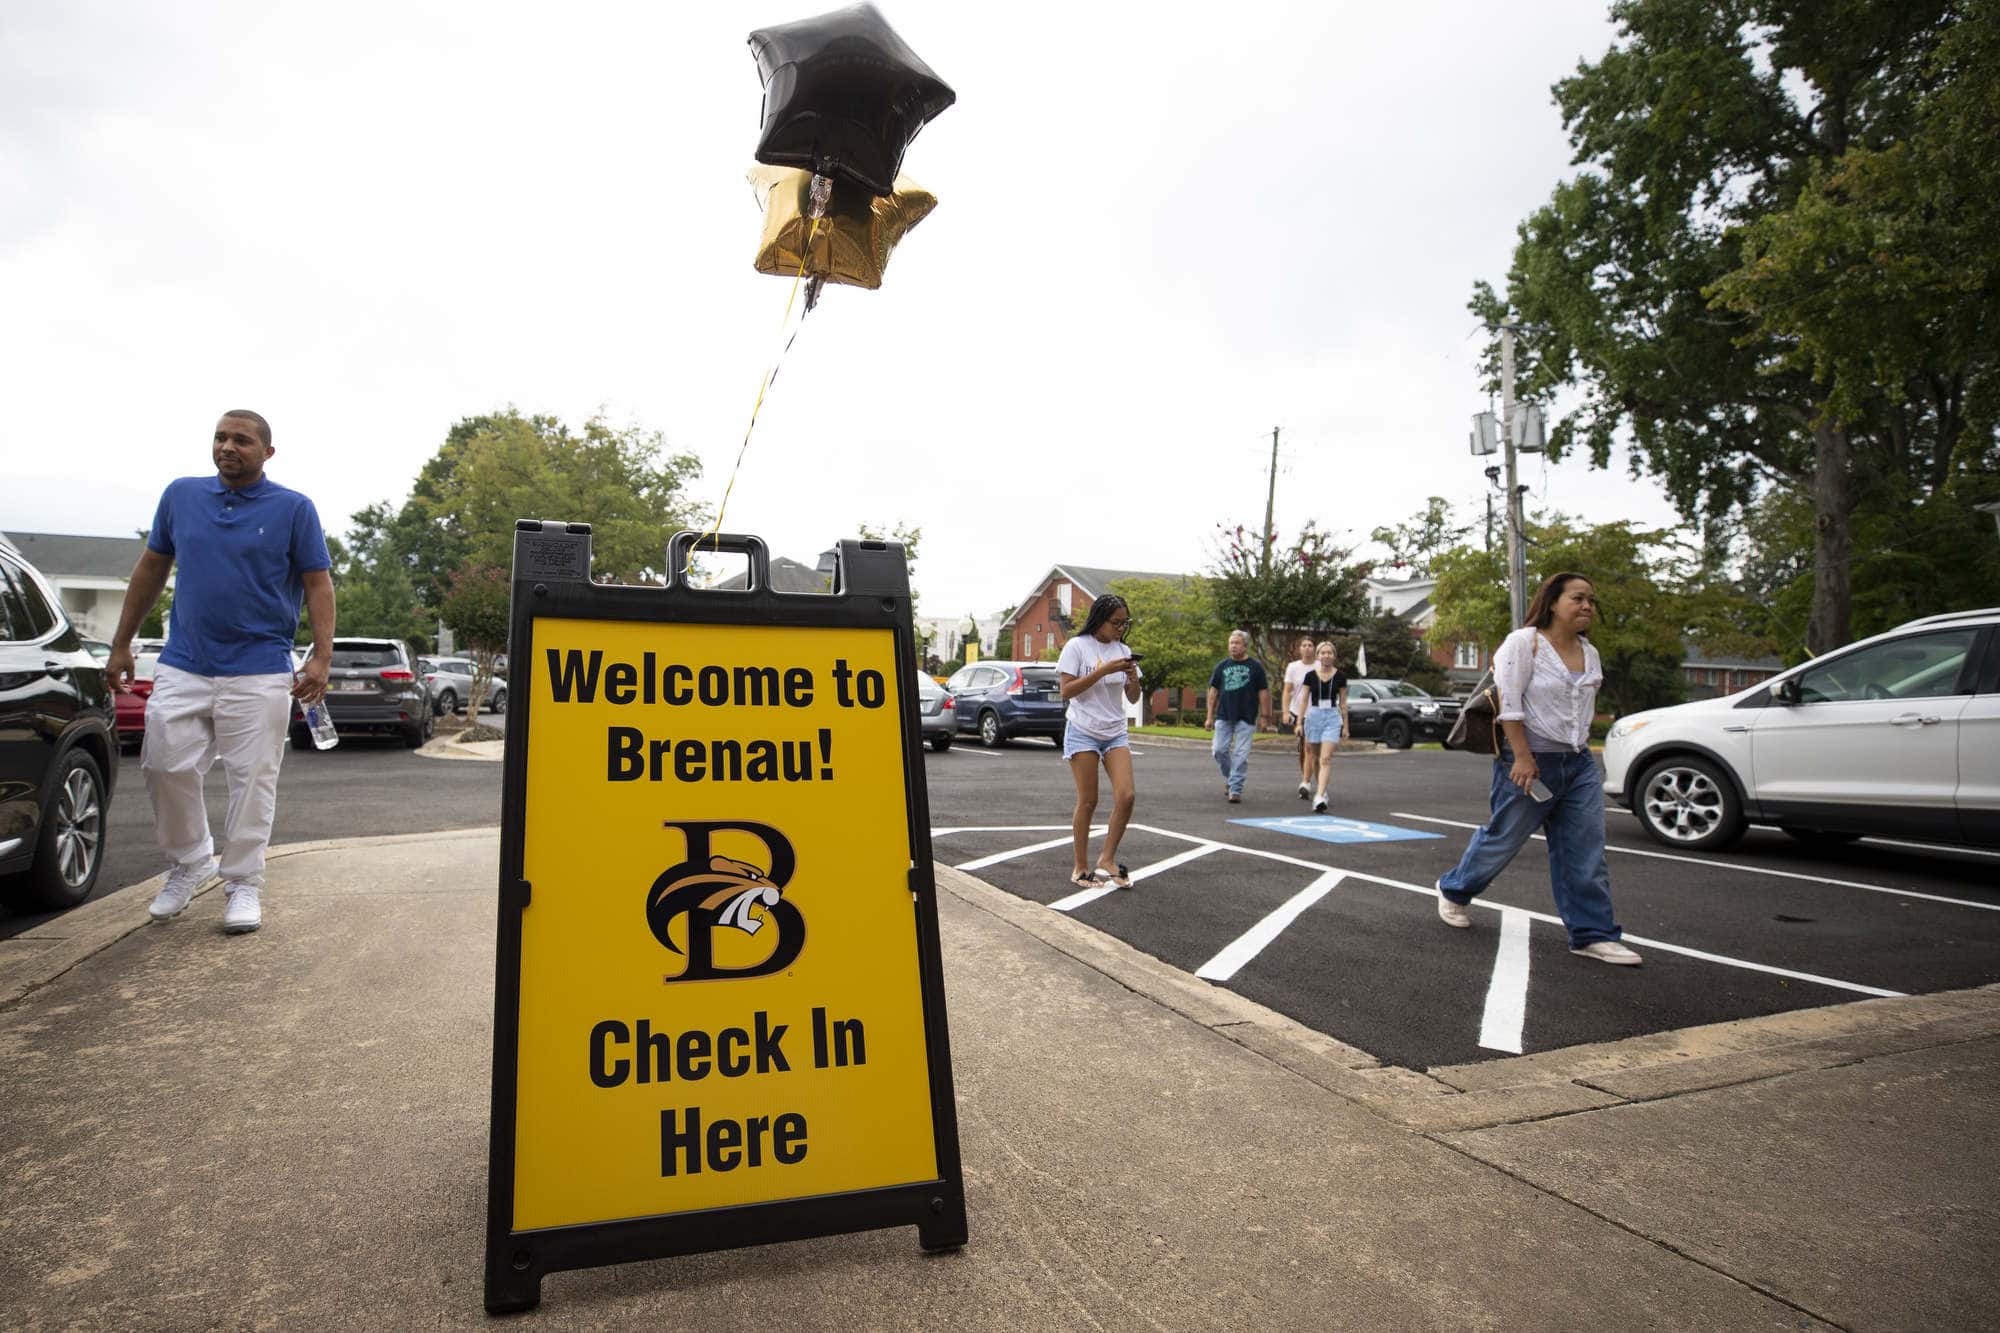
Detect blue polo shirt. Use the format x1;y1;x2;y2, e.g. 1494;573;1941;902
148;475;331;677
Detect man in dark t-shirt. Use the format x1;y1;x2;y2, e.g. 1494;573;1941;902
1204;630;1269;802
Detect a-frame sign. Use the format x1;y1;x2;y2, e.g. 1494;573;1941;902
484;523;966;1313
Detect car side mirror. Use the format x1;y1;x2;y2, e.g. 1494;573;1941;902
1770;678;1798;706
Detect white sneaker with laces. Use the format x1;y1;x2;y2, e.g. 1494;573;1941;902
222;883;263;934
1436;880;1471;928
1571;940;1642;965
1313;795;1329;813
149;856;220;922
1296;783;1310;800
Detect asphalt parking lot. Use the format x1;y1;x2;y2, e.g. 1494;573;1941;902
925;736;2000;1069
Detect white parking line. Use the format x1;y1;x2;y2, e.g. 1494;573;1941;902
1119;823;1903;998
1610;809;2000;861
1478;909;1531;1054
1050;842;1227;912
1195;870;1344;981
946;746;1008;758
954;830;1101;872
1393;812;2000;913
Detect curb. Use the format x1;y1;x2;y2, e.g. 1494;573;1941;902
0;826;500;1011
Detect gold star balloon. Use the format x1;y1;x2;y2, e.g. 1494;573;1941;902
748;164;936;291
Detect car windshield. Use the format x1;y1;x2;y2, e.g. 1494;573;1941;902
1372;681;1432;699
1021;667;1060;687
917;677;942;698
417;658;438;672
331;645;400;668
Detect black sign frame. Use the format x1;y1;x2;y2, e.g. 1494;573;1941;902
483;523;967;1314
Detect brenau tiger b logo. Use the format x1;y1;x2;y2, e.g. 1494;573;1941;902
647;821;805;982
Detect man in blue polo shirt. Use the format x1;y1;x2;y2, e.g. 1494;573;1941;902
106;410;336;934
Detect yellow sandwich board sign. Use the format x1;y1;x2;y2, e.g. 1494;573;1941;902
485;525;966;1312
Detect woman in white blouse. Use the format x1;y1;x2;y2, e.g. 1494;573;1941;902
1435;573;1642;965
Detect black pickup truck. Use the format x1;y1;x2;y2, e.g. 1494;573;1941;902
1344;678;1461;749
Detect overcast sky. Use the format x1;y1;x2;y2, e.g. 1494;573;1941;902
1;1;1682;617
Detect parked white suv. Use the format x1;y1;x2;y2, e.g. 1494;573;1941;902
1603;609;2000;852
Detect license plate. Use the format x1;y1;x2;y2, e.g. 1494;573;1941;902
337;679;371;692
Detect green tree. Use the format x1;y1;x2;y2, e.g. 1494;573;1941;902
438;564;511;724
1369;498;1471;578
1353;608;1450;695
1478;0;1994;655
1110;575;1227;722
330;502;432;647
407;409;705;592
1209;520;1370;667
1432;517;1770;717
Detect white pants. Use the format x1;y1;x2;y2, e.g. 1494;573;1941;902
141;664;294;888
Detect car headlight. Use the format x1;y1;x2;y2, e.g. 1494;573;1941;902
1416;703;1438;714
1607;718;1649;741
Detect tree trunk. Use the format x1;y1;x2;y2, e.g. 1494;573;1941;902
1806;418;1854;656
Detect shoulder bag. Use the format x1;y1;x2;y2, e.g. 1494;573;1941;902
1443;670;1499;755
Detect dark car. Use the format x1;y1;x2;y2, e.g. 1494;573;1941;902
1344;678;1460;749
916;675;954;751
943;660;1065;748
0;537;116;911
291;638;434;750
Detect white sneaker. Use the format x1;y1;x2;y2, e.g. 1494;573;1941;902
1571;940;1642;966
222;883;262;934
1297;783;1310;800
1436;881;1471;928
1313;795;1329;813
148;856;219;922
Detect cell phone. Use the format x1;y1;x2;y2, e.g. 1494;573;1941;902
1123;652;1146;662
1528;778;1554;803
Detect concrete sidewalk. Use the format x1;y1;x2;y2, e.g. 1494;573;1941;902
1;831;1994;1329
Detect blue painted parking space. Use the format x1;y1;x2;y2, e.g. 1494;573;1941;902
1229;815;1444;845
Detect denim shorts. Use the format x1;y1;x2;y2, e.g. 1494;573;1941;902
1302;707;1342;744
1063;728;1130;759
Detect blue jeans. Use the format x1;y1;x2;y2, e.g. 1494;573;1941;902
1211;720;1255;795
1438;745;1623;948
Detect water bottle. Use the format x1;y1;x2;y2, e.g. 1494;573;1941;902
304;700;340;750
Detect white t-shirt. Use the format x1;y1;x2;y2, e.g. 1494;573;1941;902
1056;635;1140;740
1283;659;1313;715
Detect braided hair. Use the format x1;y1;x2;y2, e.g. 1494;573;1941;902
1079;593;1129;640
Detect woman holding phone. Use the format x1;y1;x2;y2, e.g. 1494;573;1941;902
1056;594;1143;890
1434;573;1642;965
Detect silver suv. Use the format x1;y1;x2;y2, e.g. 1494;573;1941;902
1603;609;2000;852
417;656;507;715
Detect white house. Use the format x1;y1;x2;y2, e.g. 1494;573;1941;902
1;530;151;641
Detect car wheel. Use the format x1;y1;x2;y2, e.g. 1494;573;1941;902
979;710;1003;747
0;749;107;912
405;710;433;749
1635;755;1746;851
489;689;506;715
290;727;316;752
1382;717;1412;750
928;734;952;752
1783;827;1861;849
437;689;457;716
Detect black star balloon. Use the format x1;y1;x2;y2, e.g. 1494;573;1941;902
748;3;955;198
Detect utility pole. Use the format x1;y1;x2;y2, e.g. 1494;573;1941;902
1500;325;1528;627
1261;425;1280;577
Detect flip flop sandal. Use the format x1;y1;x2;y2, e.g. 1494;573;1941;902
1068;871;1097;889
1094;864;1133;890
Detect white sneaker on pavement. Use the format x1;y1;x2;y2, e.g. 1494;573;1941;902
148;856;220;922
1571;940;1642;965
1313;795;1329;813
222;883;263;934
1296;783;1310;800
1436;880;1471;928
